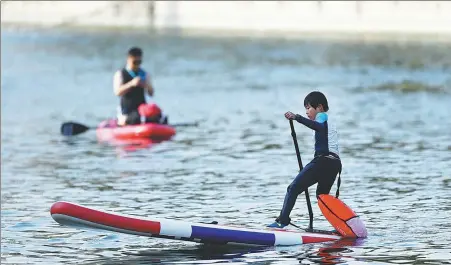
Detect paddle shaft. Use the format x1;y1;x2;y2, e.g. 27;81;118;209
61;120;198;136
289;120;314;230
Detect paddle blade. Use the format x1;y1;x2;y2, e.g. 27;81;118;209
318;194;368;238
61;122;91;136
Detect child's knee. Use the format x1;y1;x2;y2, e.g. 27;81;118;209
286;181;297;192
287;182;303;194
286;184;293;192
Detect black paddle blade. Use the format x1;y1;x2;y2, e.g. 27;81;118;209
61;122;91;136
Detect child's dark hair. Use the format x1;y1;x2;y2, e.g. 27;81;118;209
128;47;143;57
304;91;329;112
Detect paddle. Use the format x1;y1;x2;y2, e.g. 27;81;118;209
61;122;91;136
289;120;314;230
60;121;200;136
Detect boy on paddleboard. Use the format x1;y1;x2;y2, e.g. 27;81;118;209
267;91;342;228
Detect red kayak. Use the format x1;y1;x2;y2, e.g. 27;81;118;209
96;119;176;142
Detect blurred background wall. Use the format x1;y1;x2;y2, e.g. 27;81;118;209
2;1;451;36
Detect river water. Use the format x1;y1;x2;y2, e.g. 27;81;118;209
1;27;451;264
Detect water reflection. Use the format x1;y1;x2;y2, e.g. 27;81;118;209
297;238;365;265
83;244;270;265
1;27;451;264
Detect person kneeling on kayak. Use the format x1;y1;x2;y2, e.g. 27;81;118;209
267;91;342;228
113;47;168;126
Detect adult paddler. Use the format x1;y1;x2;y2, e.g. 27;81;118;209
113;47;168;126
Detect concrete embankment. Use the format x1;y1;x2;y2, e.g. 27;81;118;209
2;1;451;40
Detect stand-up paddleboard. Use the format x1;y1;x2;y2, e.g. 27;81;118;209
318;194;367;238
50;201;341;246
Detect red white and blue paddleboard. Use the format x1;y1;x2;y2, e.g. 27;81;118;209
50;201;341;246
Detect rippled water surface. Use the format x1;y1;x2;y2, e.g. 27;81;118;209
2;27;451;264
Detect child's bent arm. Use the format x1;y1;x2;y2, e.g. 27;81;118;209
295;114;326;131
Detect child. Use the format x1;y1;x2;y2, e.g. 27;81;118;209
267;91;342;228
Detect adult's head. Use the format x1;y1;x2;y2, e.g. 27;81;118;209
127;47;143;71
